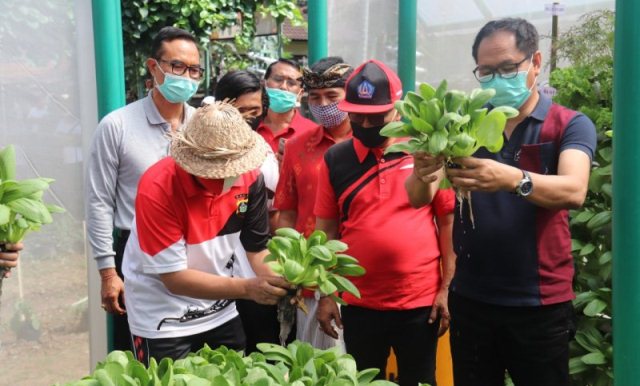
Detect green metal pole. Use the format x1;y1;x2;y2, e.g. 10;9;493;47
613;0;640;384
398;0;417;94
92;0;125;353
307;0;327;66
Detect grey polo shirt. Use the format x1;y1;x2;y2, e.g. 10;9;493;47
86;92;194;270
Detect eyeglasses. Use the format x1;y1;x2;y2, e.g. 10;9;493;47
268;75;302;88
473;56;531;83
157;58;205;79
349;110;395;126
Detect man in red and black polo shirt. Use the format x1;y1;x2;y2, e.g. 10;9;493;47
314;59;456;386
274;56;353;349
122;102;291;364
407;18;597;386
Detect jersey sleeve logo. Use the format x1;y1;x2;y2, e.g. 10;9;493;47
235;193;249;216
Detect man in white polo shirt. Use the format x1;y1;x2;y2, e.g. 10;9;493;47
123;102;291;363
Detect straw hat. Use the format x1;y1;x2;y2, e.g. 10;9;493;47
170;102;268;179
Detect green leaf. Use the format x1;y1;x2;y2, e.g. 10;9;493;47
569;357;589;375
434;79;448;100
380;121;412;138
468;88;495;111
256;343;294;366
7;197;52;224
0;145;16;181
274;227;301;240
418;83;436;100
579;243;595;256
0;204;10;226
581;352;606;365
384;141;417;155
330;275;361;298
332;264;365;277
324;239;348;253
427;130;448;155
586;211;611;230
318;278;338;295
475;110;507;152
583;298;607;316
489;105;519;119
410;117;434;134
283;259;305;283
335;254;359;266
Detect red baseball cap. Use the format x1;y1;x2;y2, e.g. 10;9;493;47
337;59;403;114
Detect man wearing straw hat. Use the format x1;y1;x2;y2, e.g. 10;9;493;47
122;102;291;363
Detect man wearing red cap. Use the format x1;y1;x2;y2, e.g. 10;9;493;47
314;59;456;386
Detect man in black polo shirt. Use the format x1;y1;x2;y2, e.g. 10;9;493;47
407;18;597;386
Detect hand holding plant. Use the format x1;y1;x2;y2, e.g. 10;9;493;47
264;227;365;344
381;80;519;225
0;145;64;307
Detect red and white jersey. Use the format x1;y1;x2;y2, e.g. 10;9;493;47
123;157;269;339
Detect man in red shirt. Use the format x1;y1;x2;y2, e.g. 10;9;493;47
314;59;455;386
274;56;353;349
123;102;291;363
257;59;317;158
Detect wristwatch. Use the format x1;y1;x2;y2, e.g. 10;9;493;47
515;170;533;197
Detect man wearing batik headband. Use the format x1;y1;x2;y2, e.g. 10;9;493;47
273;56;353;350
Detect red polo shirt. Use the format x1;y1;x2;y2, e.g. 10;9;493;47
256;110;318;154
274;125;351;237
123;156;270;338
314;138;455;310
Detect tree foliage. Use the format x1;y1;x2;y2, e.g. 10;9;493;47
550;10;614;386
121;0;304;100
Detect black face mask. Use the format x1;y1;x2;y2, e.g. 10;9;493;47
351;121;387;148
245;117;261;131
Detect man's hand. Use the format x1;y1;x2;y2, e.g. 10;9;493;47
316;296;342;339
447;157;520;192
0;242;23;278
245;275;291;305
413;152;445;184
100;268;126;315
429;287;451;337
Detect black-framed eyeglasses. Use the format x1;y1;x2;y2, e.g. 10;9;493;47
268;75;302;88
157;58;204;79
473;56;531;83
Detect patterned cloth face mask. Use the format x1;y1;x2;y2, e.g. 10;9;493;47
309;101;348;128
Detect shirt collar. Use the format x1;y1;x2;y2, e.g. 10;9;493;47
352;138;384;163
144;90;195;127
308;125;338;147
531;91;551;122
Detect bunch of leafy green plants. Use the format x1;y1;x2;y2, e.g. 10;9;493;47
381;80;518;225
381;80;518;162
59;340;397;386
0;145;64;308
265;227;365;343
550;10;614;386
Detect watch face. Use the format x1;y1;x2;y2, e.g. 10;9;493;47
519;180;533;196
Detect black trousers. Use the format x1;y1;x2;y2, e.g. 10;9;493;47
341;305;439;386
235;299;284;353
449;291;576;386
112;229;132;352
131;316;245;365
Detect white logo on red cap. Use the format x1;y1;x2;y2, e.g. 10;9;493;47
357;80;375;99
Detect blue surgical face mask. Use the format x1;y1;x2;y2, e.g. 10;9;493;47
479;62;535;109
266;87;298;113
154;61;200;103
